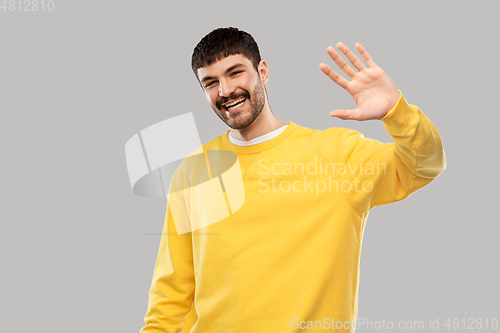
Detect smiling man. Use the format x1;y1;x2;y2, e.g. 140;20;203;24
198;53;280;134
139;27;446;333
195;36;284;140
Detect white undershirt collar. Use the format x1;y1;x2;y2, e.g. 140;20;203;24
228;124;289;146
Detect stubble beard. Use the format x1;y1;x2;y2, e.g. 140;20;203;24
212;78;266;130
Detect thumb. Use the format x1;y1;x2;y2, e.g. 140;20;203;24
330;109;358;120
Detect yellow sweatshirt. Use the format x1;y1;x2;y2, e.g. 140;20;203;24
140;92;446;332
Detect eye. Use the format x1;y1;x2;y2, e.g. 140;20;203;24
230;71;242;77
204;80;217;89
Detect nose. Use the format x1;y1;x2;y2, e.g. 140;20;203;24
218;79;235;98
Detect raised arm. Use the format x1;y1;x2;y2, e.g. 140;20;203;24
319;43;446;212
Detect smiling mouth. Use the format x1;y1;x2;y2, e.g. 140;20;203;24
222;97;246;112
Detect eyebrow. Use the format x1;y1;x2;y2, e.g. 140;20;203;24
200;63;246;85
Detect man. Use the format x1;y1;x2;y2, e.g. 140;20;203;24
140;27;446;332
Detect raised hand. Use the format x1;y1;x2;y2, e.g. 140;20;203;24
319;43;401;121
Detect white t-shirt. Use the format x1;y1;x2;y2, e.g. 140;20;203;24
228;124;289;146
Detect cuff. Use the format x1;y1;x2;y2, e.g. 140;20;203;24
380;90;419;136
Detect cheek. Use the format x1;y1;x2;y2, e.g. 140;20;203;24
239;77;252;90
205;91;217;105
245;78;259;94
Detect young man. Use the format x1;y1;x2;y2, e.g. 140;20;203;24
140;27;446;332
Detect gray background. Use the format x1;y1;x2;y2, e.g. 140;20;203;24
1;0;498;332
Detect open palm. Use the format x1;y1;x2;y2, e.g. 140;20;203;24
319;43;401;121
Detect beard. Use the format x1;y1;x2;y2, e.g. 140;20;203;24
211;78;266;130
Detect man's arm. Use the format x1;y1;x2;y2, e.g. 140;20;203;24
320;43;446;212
140;199;195;333
336;92;446;212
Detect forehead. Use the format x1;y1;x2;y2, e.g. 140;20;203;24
197;54;253;80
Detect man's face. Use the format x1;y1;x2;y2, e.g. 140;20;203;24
197;54;267;130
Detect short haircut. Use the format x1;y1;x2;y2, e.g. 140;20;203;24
191;27;262;80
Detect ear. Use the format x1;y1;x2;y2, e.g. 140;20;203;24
258;60;269;85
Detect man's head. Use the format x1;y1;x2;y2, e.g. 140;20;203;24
191;27;261;76
191;27;270;130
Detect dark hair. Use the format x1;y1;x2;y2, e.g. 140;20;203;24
191;27;261;79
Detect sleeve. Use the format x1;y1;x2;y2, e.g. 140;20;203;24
337;91;447;213
140;192;195;332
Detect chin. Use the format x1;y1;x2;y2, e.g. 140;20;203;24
230;114;260;130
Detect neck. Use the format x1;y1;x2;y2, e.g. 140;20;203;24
229;107;286;141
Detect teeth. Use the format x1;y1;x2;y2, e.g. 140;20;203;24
225;97;245;108
227;101;245;111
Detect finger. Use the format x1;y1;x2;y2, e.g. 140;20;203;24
354;43;377;68
326;46;357;78
337;42;366;72
319;63;349;90
330;108;358;120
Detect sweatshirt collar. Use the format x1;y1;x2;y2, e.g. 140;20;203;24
221;121;297;154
